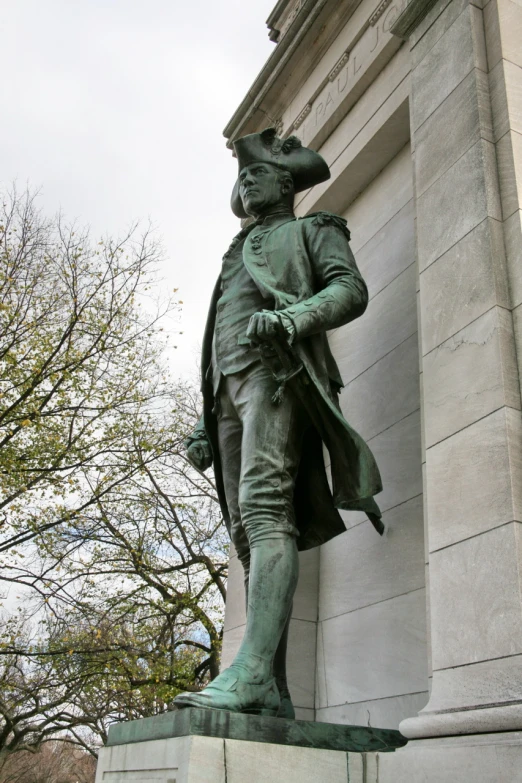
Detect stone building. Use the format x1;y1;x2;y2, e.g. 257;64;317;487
219;0;522;776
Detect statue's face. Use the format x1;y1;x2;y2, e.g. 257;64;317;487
238;162;290;217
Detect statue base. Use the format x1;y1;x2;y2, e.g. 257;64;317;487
94;709;406;783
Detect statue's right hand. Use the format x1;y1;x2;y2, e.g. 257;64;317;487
186;438;213;472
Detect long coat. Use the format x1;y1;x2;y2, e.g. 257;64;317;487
193;211;383;551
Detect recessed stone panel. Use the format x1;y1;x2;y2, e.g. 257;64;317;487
316;692;429;730
319;589;428;706
329;264;417;385
366;410;423;514
354;199;415;300
430;522;522;670
339;334;420;443
318;495;425;622
343;144;413;253
287;619;317;710
95;736;226;783
426;407;522;552
223;554;246;633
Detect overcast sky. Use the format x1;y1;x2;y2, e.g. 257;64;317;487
1;0;277;378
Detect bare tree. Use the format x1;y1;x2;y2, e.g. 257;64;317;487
0;741;96;783
0;186;176;559
0;391;228;751
0;188;228;756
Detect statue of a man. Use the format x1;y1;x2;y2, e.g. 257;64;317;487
174;128;382;718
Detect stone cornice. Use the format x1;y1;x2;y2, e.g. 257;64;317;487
369;0;393;25
266;0;293;42
268;0;308;43
223;0;330;144
293;102;312;128
328;52;350;82
223;0;409;150
390;0;440;38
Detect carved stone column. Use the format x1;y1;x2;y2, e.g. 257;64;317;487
392;0;522;738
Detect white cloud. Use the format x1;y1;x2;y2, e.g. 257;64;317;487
0;0;277;376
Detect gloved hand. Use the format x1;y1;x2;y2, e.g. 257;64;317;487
246;310;295;345
186;437;213;472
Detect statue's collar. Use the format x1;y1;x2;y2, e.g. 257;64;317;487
255;211;295;229
223;212;295;261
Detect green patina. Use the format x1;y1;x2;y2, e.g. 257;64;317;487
172;128;386;724
107;708;406;754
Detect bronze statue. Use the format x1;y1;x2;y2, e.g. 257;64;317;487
174;128;382;718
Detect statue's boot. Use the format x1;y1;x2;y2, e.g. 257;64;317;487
172;665;280;715
174;537;298;716
242;558;295;719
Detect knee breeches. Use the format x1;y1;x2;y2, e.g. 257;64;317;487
216;361;308;562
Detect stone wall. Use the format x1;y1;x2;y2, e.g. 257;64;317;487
315;143;428;729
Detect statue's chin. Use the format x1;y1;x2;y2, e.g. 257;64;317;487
243;200;262;218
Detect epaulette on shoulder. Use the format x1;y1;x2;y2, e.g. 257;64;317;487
305;211;351;241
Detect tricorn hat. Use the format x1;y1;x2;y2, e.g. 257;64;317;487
230;127;331;218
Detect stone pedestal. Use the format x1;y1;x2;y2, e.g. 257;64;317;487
94;709;406;783
95;726;522;782
95;736;365;783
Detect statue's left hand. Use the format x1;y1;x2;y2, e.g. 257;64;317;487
186;438;213;472
246;311;288;345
